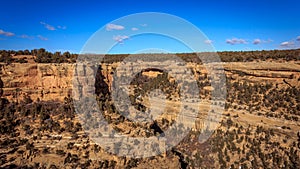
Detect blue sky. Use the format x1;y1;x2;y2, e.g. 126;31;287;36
0;0;299;53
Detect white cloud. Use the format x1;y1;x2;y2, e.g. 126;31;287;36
0;29;15;36
57;25;67;30
140;24;147;27
253;39;261;45
204;39;213;44
297;36;300;41
113;35;129;43
19;34;34;39
40;22;56;31
266;39;273;43
37;35;48;41
106;24;125;31
253;38;273;45
40;22;66;31
280;41;294;47
131;27;138;31
226;38;247;45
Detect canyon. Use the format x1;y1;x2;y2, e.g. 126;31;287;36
0;53;300;168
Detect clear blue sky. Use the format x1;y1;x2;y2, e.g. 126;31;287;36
0;0;299;53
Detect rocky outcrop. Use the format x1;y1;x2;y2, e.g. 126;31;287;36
0;63;74;101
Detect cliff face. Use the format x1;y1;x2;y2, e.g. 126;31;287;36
0;62;117;102
1;61;299;102
0;63;74;101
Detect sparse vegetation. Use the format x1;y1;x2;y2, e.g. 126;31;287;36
0;48;299;64
0;49;299;168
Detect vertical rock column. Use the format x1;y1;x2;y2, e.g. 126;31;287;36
0;77;3;97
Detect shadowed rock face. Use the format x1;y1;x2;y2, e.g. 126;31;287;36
95;65;110;97
0;77;3;97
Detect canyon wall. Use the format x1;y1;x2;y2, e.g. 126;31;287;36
1;61;299;102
